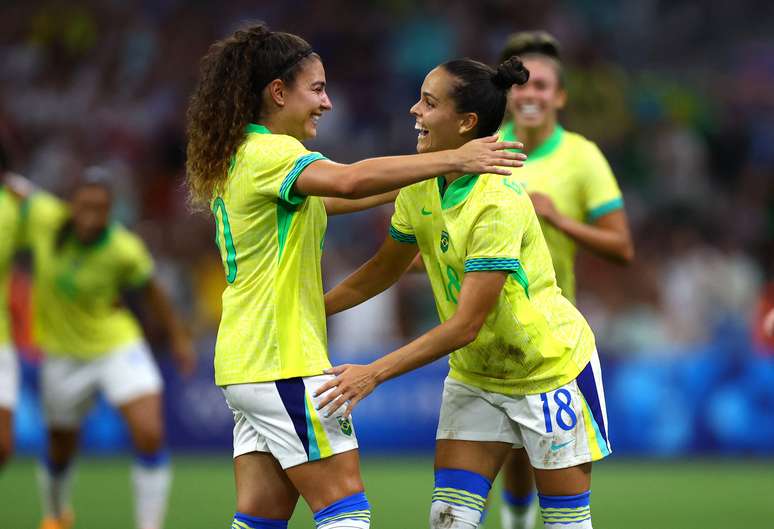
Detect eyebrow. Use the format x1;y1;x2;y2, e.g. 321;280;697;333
422;91;438;102
311;80;326;89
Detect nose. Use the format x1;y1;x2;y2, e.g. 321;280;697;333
409;101;421;117
321;92;333;111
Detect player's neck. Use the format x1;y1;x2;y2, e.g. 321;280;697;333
516;121;556;154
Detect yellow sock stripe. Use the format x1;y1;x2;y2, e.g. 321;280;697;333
433;487;486;505
542;507;591;513
432;489;486;508
542;509;591;516
543;514;592;522
318;509;371;525
432;492;485;511
305;391;334;459
232;521;251;529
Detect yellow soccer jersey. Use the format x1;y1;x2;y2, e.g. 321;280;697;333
23;192;152;359
0;185;21;346
212;124;331;386
500;123;623;302
390;174;596;395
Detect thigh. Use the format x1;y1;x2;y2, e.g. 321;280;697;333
100;341;163;407
533;462;591;496
42;356;97;428
118;393;164;453
502;447;535;496
234;452;299;519
285;448;364;513
435;439;513;483
436;377;521;446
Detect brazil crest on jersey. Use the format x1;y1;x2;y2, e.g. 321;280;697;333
390;174;596;395
500;124;623;302
0;185;21;346
212;124;331;386
23;192;153;359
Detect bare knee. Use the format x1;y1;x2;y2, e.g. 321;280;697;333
48;429;79;466
132;424;164;455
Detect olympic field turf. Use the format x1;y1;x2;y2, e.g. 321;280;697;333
0;456;771;528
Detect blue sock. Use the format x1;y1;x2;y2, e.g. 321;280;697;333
232;512;288;529
430;468;491;527
538;491;592;528
313;492;371;528
44;455;71;477
503;490;536;507
135;447;170;468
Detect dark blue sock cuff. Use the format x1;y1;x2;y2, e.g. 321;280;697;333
434;468;492;499
503;489;536;507
538;491;591;509
44;456;70;477
233;512;288;529
313;492;370;524
135;447;170;468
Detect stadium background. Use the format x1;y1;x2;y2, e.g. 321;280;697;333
1;0;773;527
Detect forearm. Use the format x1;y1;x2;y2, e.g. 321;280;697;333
338;151;457;198
371;316;475;384
145;280;186;339
324;189;399;216
553;215;634;263
325;257;405;315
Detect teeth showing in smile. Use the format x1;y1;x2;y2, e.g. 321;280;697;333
518;104;540;117
414;123;429;137
311;116;320;125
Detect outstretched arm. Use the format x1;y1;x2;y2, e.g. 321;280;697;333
296;136;525;199
325;236;418;316
316;270;507;416
323;189;399;216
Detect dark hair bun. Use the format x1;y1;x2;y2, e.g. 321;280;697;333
491;56;529;90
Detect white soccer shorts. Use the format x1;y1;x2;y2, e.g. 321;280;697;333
41;340;163;428
0;344;19;410
222;374;359;469
436;350;612;469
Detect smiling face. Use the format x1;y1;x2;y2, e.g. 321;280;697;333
276;57;332;140
410;67;475;154
507;56;566;130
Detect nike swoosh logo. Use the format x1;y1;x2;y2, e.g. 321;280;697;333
421;207;432;216
550;440;574;452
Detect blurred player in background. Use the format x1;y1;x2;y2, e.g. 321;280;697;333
0;144;22;470
320;56;610;529
185;23;523;529
11;169;195;529
497;31;634;529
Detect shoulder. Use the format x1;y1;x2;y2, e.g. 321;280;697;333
24;191;68;225
561;130;607;160
109;224;150;257
475;173;531;210
241;133;308;164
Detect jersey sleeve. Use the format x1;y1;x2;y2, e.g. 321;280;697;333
581;142;624;222
463;190;528;273
121;232;155;289
242;135;327;206
388;188;417;244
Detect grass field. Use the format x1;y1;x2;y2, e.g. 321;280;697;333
1;456;772;528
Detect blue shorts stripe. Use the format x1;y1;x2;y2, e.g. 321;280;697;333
275;378;309;457
575;360;608;446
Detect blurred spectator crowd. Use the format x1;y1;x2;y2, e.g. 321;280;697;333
1;0;773;360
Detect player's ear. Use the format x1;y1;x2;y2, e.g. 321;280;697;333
458;112;478;136
266;79;286;108
555;87;567;110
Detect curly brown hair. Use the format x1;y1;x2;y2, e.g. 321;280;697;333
185;23;316;207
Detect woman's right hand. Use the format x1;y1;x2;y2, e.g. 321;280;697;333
453;135;526;175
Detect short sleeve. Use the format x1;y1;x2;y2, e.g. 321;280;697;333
121;233;155;289
241;135;327;206
389;188;417;244
581;142;624;222
464;195;528;273
20;192;68;248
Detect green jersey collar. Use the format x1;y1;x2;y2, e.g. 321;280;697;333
246;123;272;134
501;122;564;163
437;173;479;209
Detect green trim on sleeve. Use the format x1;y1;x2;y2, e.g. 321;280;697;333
279;152;327;205
587;197;624;222
389;225;417;244
464;257;521;272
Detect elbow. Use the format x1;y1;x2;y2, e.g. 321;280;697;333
454;319;484;349
619;242;635;265
332;168;367;199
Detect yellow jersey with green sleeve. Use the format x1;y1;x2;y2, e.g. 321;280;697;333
22;192;153;359
499;123;623;302
390;174;596;395
212;124;331;386
0;185;21;347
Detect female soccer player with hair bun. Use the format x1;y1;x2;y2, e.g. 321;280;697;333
319;54;610;529
185;23;524;529
496;31;633;529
